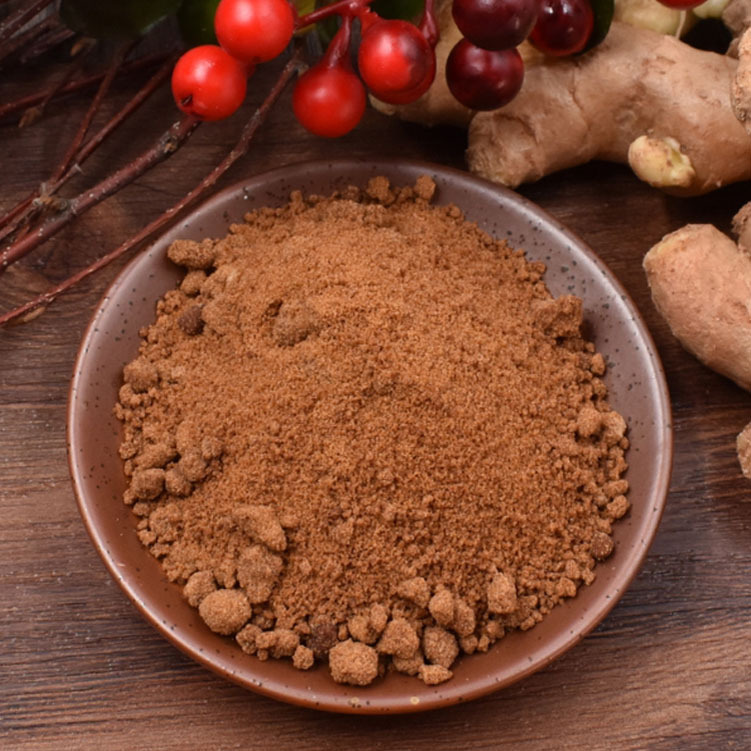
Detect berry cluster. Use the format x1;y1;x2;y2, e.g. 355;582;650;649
447;0;600;111
171;0;614;136
172;0;438;136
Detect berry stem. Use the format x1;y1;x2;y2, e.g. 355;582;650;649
296;0;371;29
321;12;354;68
0;48;304;327
419;0;439;48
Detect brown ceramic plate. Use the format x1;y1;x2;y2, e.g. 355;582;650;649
68;159;672;714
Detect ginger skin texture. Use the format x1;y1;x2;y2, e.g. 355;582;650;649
732;26;751;130
643;26;751;480
643;223;751;480
643;224;751;392
468;22;751;196
738;423;751;480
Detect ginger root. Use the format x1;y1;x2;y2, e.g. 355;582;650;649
642;27;751;480
614;0;685;35
643;223;751;392
738;423;751;479
643;222;751;481
627;135;697;190
723;0;751;53
732;25;751;127
468;23;751;196
381;3;751;195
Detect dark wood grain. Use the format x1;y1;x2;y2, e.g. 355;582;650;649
1;48;750;751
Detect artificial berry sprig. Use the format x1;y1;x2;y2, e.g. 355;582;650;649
292;14;367;137
216;0;296;63
172;0;439;136
357;5;437;105
171;0;617;131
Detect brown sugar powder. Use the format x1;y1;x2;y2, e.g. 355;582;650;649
115;176;630;687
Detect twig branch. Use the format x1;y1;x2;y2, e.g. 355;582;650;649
0;0;54;46
17;38;96;128
0;115;200;273
0;40;96;237
19;25;75;64
0;50;304;328
0;195;34;240
51;41;136;182
0;54;175;242
58;53;178;188
0;9;56;65
0;51;171;122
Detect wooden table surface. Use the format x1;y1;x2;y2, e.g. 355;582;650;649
2;48;750;750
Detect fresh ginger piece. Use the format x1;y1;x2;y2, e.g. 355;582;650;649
693;0;732;18
643;223;751;392
614;0;682;34
732;28;751;130
468;23;751;196
738;422;751;480
628;135;697;189
723;0;751;54
732;201;751;253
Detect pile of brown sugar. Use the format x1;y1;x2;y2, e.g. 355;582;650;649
115;176;630;687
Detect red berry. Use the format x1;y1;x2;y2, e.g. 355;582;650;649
529;0;594;56
215;0;295;64
292;64;367;138
171;45;248;121
446;39;524;111
357;19;436;105
452;0;540;51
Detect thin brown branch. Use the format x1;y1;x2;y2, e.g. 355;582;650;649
0;51;171;122
2;47;94;251
0;50;304;328
18;39;95;127
0;115;200;274
0;195;34;240
57;53;177;188
297;0;369;28
0;10;56;65
0;54;175;241
51;41;136;182
0;0;54;45
19;25;75;64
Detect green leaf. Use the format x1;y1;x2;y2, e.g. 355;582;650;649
60;0;182;40
292;0;317;15
177;0;220;46
371;0;424;21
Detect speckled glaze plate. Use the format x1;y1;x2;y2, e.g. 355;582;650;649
68;159;672;714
